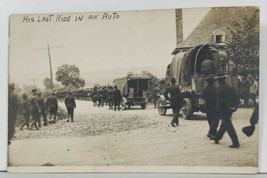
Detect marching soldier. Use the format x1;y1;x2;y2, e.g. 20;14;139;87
202;75;218;139
37;91;47;126
92;87;98;106
8;83;19;144
65;91;76;122
107;85;114;109
46;92;58;123
113;85;121;111
29;89;41;130
164;77;182;127
214;72;240;148
20;93;31;130
97;86;104;107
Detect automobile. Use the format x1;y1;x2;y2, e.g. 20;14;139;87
114;73;151;110
157;44;239;119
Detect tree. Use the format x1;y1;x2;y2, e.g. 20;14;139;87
56;64;85;89
225;10;259;77
142;70;160;102
43;77;53;90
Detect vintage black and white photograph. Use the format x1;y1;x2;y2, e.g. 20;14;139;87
8;7;259;173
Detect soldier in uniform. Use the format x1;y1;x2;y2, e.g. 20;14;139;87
30;89;41;130
8;83;19;144
46;92;58;123
214;72;240;148
113;85;122;111
65;91;76;122
91;87;98;106
202;75;218;139
97;86;104;107
152;83;160;108
37;92;47;126
107;85;114;109
20;93;31;130
164;77;182;127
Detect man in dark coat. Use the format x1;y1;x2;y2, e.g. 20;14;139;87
97;86;104;107
202;75;219;139
30;89;41;130
8;83;19;144
107;86;114;109
20;93;31;130
46;92;58;123
214;72;240;148
113;85;121;111
37;92;47;126
65;91;76;122
164;77;182;127
92;87;98;106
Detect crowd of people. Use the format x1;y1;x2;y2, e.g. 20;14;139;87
8;84;77;145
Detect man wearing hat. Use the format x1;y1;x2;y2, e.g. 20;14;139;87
113;85;122;111
164;77;182;127
65;91;76;122
29;88;41;130
202;74;218;139
37;91;47;126
8;83;19;144
214;72;240;148
46;91;58;123
20;93;31;130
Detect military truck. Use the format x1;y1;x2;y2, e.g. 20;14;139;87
157;44;239;119
114;73;151;110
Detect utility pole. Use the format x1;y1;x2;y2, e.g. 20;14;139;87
34;44;63;91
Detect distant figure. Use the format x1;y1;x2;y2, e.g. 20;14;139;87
20;93;31;130
65;91;76;122
164;77;182;127
238;74;250;108
46;92;58;123
249;76;259;107
214;72;240;148
8;83;19;144
29;89;41;130
92;87;98;106
113;85;122;111
107;86;114;109
152;84;160;108
37;92;47;126
202;75;218;139
97;86;104;107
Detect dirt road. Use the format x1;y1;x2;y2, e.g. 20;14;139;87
8;100;258;169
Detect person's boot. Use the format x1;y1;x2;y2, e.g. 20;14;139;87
229;144;240;149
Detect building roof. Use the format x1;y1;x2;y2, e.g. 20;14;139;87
178;7;259;48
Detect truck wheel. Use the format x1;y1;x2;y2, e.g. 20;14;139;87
157;101;167;115
181;98;193;120
141;103;146;109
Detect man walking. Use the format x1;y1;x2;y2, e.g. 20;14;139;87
214;72;240;148
65;91;76;122
202;75;219;139
164;77;182;127
46;92;58;123
30;89;41;130
113;85;121;111
20;93;31;130
8;83;19;144
37;91;47;126
107;85;114;109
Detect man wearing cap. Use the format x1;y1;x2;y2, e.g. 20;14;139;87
164;77;182;127
65;91;76;122
46;92;58;123
214;72;240;148
202;75;218;139
37;92;47;126
107;86;114;109
20;93;31;130
113;85;122;111
8;83;19;144
30;89;41;130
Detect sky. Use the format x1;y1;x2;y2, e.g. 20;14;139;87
9;8;209;87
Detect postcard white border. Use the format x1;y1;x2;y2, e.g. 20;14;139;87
1;0;267;174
